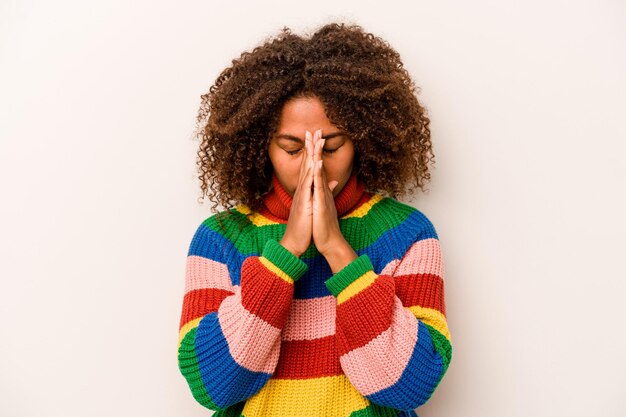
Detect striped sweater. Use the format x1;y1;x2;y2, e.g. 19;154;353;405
177;172;452;417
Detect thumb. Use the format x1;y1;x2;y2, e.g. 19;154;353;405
328;180;339;191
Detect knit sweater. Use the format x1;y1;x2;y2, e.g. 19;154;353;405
177;172;452;417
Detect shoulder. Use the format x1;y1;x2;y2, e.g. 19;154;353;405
362;193;439;240
187;205;256;256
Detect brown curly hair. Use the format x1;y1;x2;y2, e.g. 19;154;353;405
194;22;435;226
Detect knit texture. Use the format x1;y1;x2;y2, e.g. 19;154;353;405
177;173;452;417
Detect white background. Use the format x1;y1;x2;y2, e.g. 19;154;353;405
1;1;625;416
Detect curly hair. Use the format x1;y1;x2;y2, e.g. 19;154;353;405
194;22;435;227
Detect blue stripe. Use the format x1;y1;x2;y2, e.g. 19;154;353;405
194;312;272;408
187;225;247;286
368;320;443;410
295;209;438;299
188;207;438;297
372;209;439;275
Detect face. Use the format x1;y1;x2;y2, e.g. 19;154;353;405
267;95;355;197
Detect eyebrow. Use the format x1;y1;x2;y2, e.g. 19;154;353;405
273;131;345;143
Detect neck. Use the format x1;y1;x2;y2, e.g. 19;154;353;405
259;172;367;222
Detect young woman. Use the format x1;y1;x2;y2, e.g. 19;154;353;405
177;22;452;417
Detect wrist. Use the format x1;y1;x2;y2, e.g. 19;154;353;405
323;240;358;273
279;237;302;257
262;239;308;282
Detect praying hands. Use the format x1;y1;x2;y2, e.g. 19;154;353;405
279;129;358;273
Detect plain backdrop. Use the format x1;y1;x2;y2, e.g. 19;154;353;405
1;0;625;416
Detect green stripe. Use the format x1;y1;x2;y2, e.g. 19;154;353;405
202;197;417;259
261;239;308;281
203;210;262;255
424;323;452;388
214;402;245;417
325;255;374;297
350;401;402;416
356;197;416;244
178;327;221;410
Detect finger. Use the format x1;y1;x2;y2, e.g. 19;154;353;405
298;131;312;186
314;160;324;191
306;131;314;171
306;130;313;160
320;161;335;201
318;137;325;162
296;161;313;201
297;133;308;182
313;128;322;146
305;130;312;165
304;159;314;202
312;132;322;164
312;161;321;207
320;157;329;186
309;130;316;167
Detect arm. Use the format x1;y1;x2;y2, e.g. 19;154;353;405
324;216;452;411
177;221;307;411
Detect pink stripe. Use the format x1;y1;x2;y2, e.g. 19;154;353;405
282;296;336;341
184;255;233;294
381;238;444;278
339;296;418;395
218;289;282;373
381;259;400;275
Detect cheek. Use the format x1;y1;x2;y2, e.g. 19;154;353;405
270;153;302;191
329;152;354;176
273;156;300;176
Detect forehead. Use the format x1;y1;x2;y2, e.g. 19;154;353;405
275;96;338;132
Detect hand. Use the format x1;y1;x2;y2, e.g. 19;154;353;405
279;130;316;257
311;135;358;272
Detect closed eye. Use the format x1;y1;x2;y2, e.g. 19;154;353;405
285;148;339;155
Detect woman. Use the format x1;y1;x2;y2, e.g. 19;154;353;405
177;22;452;417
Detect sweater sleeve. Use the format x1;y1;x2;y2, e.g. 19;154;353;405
324;215;452;411
177;221;307;411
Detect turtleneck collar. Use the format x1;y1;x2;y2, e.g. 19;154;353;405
260;172;366;222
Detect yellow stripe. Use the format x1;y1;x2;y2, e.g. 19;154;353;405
236;204;281;226
336;270;377;305
236;195;384;225
242;375;369;417
259;256;294;284
235;204;252;214
340;194;384;219
248;212;280;227
177;317;202;349
408;305;451;342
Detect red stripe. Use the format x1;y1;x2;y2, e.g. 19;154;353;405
335;275;395;355
179;287;233;330
343;191;373;216
274;335;342;378
240;256;294;329
257;206;287;224
395;273;446;315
